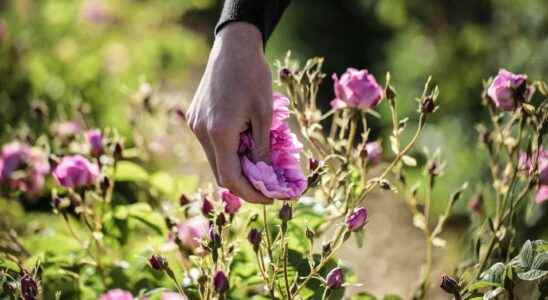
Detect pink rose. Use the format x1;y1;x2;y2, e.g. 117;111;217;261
218;188;243;214
487;69;528;111
0;142;50;195
239;93;307;199
52;155;100;188
99;289;134;300
161;292;187;300
330;68;383;110
176;216;209;250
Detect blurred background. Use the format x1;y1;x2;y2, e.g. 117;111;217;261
1;0;547;298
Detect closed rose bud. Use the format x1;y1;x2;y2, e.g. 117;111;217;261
209;227;221;247
86;129;103;157
420;95;436;114
213;271;229;293
148;254;167;271
439;273;460;295
248;228;262;251
322;242;332;256
326;267;344;289
279;202;292;222
201;197;213;217
179;193;190;206
113;142;123;161
279;67;292;82
216;213;226;227
309;158;319;171
345;207;368;231
20;272;38;300
218;188;242;215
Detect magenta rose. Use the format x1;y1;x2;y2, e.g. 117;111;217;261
176;216;209;250
86;129;103;157
99;289;134;300
345;207;369;231
239;93;307;199
218;188;243;214
0;142;50;195
487;69;529;111
330;68;383;110
326;267;344;289
52;155;100;188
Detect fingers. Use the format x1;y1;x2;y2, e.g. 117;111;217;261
250;111;272;164
209;125;273;204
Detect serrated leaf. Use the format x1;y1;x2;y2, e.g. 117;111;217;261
480;262;505;283
532;252;548;270
402;155;417;167
519;240;534;269
517;269;548;281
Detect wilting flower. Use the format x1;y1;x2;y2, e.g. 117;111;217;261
330;68;383;110
487;69;529;111
201;197;214;216
363;141;383;165
161;292;187;300
239;93;307;199
439;273;460;295
176;216;209;250
213;271;229;293
218;188;242;214
86;129;103;157
345;207;368;231
99;289;134;300
53;121;81;139
20;272;38;300
326;267;344;289
0;142;50;195
519;148;548;203
52;155;100;188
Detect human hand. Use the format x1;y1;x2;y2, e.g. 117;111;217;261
187;22;273;204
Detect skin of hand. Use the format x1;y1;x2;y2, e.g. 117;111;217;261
187;22;273;204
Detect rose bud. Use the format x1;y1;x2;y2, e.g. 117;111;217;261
20;272;38;300
213;271;229;293
439;273;460;295
345;207;368;231
309;158;320;171
201;197;214;217
218;188;242;215
363;141;382;165
209;227;221;247
279;67;292;82
148;254;167;271
487;69;529;111
305;227;315;241
330;68;383;110
216;213;227;227
52;155;100;188
279;202;293;222
420;95;437;114
248;228;262;250
86;129;103;157
322;242;332;256
179;193;190;206
100;176;111;195
113;142;123;161
326;267;344;289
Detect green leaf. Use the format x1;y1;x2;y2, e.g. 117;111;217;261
352;292;377;300
517;269;548;281
483;287;504;299
468;281;502;291
383;295;402;300
125;203;167;235
0;257;20;272
111;161;149;182
480;262;505;283
518;240;534;269
532;252;548;270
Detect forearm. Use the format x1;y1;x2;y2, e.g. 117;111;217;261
215;0;291;45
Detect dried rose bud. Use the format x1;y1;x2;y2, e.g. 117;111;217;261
345;207;368;231
322;242;332;256
326;267;344;289
421;95;437;114
279;67;292;82
148;254;167;271
248;228;262;251
278;202;292;222
216;213;227;227
439;273;460;295
213;271;229;293
309;158;320;171
209;226;221;247
100;176;111;195
20;272;38;300
201;197;214;217
179;193;190;206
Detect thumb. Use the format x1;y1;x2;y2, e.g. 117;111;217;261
250;112;272;164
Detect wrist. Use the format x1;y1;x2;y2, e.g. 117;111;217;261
215;22;264;54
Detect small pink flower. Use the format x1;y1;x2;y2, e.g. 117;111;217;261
345;207;368;231
86;129;103;157
330;68;383;110
176;216;209;250
218;188;243;214
53;121;81;139
239;93;307;199
487;69;528;111
326;267;344;289
99;289;134;300
0;142;50;195
161;292;187;300
364;141;383;165
52;155;100;188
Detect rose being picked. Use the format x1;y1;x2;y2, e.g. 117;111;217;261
1;56;547;300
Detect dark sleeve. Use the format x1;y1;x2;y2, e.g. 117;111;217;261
215;0;291;45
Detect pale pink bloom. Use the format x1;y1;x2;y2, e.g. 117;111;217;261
161;292;187;300
330;68;383;110
0;142;50;195
364;141;383;165
487;69;528;111
176;216;209;250
99;289;134;300
218;188;243;214
239;93;307;199
518;148;548;203
52;155;100;188
53;121;81;138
